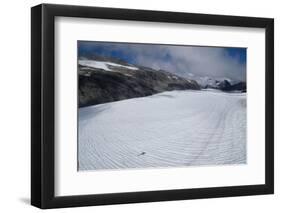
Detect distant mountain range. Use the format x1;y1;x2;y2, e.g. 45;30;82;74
192;76;246;92
78;55;246;107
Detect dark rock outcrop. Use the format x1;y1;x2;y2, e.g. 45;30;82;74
221;81;247;92
204;78;246;92
79;64;200;107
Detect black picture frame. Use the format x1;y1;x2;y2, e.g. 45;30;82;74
31;3;274;209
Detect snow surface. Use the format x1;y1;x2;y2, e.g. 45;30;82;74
78;90;246;171
79;60;138;71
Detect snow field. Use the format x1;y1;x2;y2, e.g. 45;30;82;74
78;90;246;171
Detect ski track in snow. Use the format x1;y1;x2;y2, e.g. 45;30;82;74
78;90;246;171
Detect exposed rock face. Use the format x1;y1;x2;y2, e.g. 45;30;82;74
192;75;246;92
217;79;231;89
220;81;247;92
79;62;200;107
212;79;246;92
200;78;246;92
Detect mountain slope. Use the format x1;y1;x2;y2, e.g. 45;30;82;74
79;59;200;107
221;81;246;92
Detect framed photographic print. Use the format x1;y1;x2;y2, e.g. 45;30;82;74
31;3;274;209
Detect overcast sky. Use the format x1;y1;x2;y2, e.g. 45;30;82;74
78;41;246;81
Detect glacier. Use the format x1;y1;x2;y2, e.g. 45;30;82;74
78;89;246;171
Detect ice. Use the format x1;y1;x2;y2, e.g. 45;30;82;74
78;90;246;171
